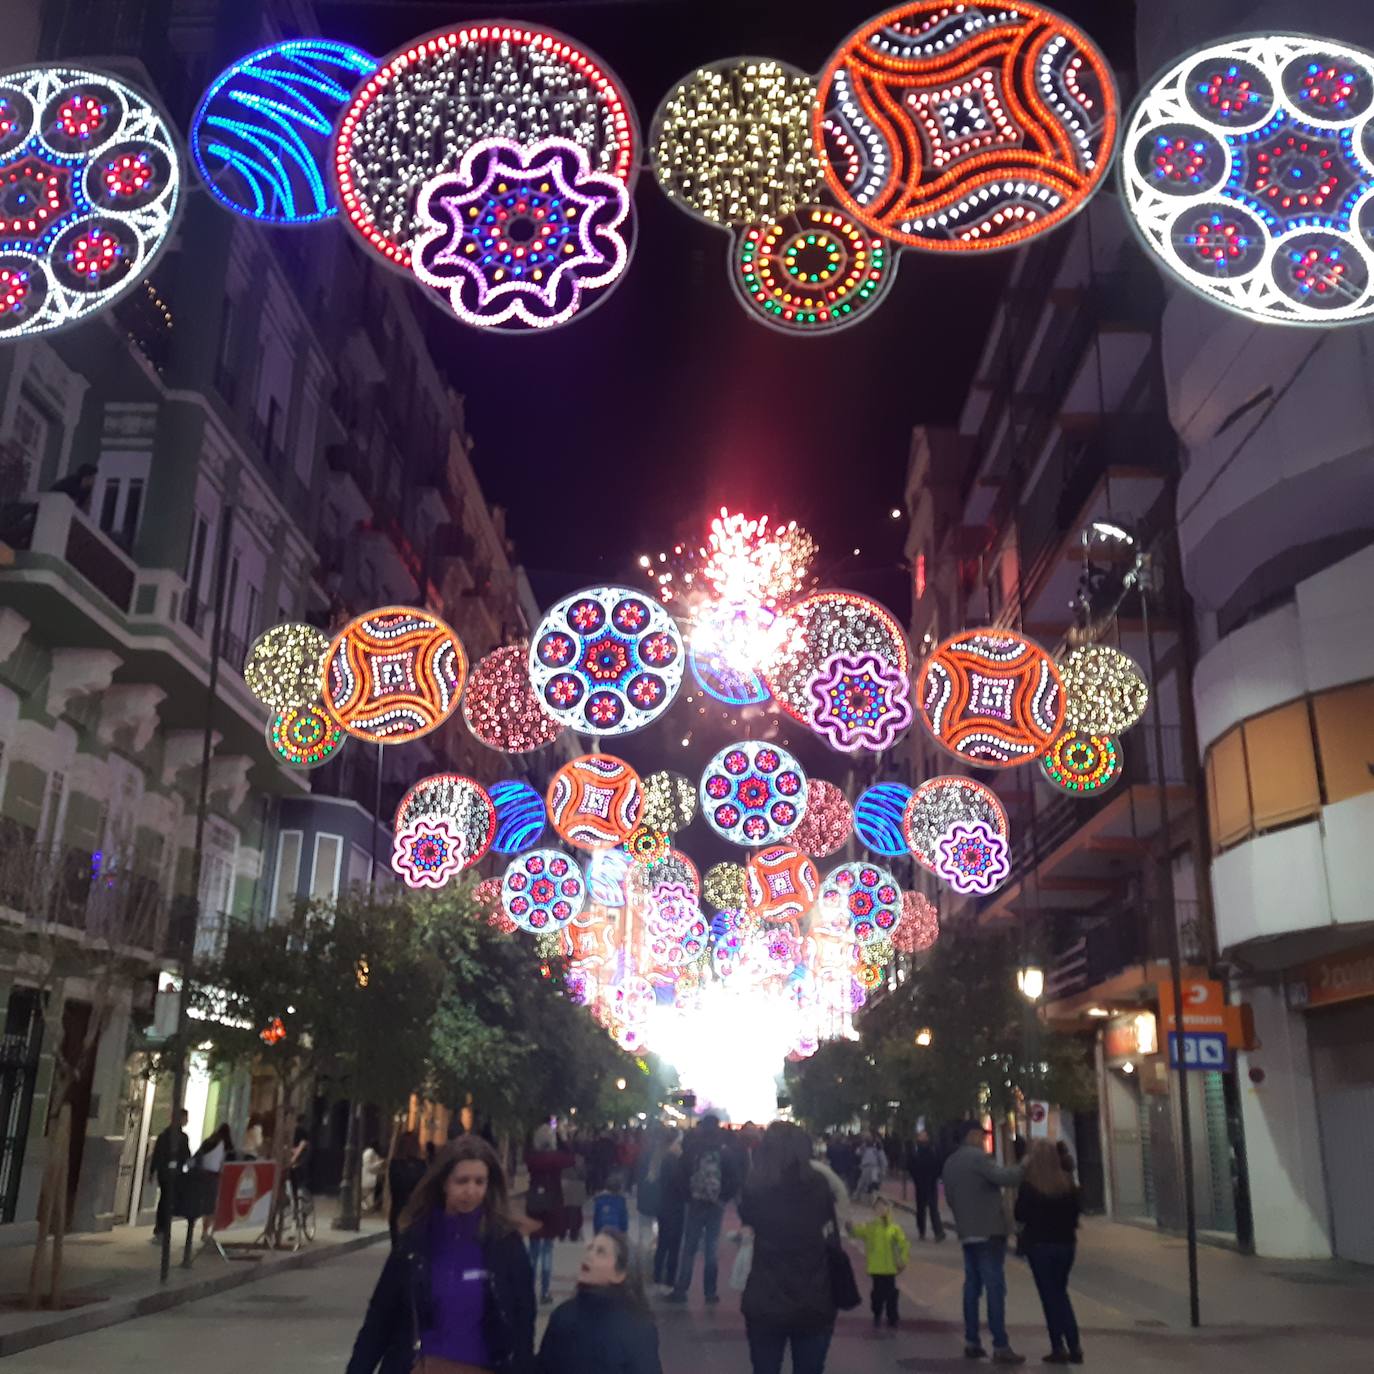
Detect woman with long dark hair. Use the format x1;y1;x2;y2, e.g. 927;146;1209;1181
535;1228;661;1373
1015;1139;1082;1365
738;1122;838;1374
347;1135;536;1374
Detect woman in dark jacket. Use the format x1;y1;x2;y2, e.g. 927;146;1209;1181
525;1124;578;1304
1015;1139;1083;1365
651;1133;685;1292
536;1228;661;1374
348;1135;536;1374
738;1122;837;1374
388;1131;428;1247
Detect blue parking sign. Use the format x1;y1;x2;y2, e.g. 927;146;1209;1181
1168;1031;1231;1070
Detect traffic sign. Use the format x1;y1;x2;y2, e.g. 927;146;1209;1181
1168;1031;1231;1071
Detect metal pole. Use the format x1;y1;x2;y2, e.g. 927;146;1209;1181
161;502;234;1282
368;742;383;891
1140;556;1201;1328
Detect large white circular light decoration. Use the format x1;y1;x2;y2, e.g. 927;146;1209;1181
1121;34;1374;324
0;65;180;340
699;739;808;846
528;586;684;736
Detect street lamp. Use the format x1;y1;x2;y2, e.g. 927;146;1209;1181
616;1078;627;1091
1016;965;1045;1002
914;1027;933;1047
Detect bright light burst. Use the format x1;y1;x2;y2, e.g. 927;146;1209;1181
703;509;816;608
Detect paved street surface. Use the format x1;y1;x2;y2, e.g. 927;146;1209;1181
5;1199;1374;1373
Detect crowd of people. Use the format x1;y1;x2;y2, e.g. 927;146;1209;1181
341;1114;1084;1374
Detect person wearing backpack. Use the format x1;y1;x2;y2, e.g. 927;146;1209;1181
666;1115;739;1305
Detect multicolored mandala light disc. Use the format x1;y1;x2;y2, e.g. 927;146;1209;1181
1121;34;1374;324
902;775;1010;873
413;136;633;331
934;818;1011;894
819;861;902;946
488;778;548;853
641;770;697;833
808;649;913;752
334;24;638;273
462;644;564;753
191;40;376;225
917;630;1064;767
895;890;940;953
650;59;822;227
790;779;855;858
814;2;1118;253
699;740;808;846
746;844;821;923
1058;644;1149;734
392;774;496;869
764;591;909;725
501;849;587;932
547;753;644;851
731;203;895;332
323;606;466;743
392;819;465;889
245;623;331;710
529;586;684;736
266;702;346;770
1040;730;1123;795
703;861;748;911
0;65;181;339
853;783;913;857
623;823;669;866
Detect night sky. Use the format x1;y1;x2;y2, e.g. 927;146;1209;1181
320;0;1139;610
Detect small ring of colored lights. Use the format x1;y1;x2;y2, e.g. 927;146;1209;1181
392;774;497;869
1120;33;1374;325
322;605;467;744
1058;643;1149;734
623;823;669;866
819;861;902;947
814;2;1119;253
266;703;345;770
1040;730;1123;795
699;739;808;846
0;65;180;339
902;776;1010;872
729;203;896;334
650;58;823;228
190;40;376;225
501;849;587;932
333;23;638;274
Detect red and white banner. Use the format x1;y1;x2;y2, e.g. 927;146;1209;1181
214;1162;278;1234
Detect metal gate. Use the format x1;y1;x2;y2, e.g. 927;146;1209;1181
0;987;45;1224
1309;1000;1374;1265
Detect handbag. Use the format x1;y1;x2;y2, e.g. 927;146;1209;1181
525;1177;555;1217
729;1233;754;1292
825;1201;862;1311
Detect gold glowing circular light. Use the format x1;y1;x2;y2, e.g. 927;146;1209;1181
1059;644;1149;734
650;58;823;228
244;623;330;711
641;770;697;834
703;860;747;912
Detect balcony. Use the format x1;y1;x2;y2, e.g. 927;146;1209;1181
1;492;138;616
325;443;374;523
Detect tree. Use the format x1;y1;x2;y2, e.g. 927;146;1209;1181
785;1038;886;1133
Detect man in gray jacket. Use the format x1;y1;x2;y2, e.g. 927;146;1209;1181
941;1121;1025;1364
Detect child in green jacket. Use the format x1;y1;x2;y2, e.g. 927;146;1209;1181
848;1199;912;1330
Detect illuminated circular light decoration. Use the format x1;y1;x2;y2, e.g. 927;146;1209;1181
814;2;1118;253
191;40;376;224
902;775;1010;873
501;849;587;932
917;629;1064;767
746;844;820;923
650;58;822;228
852;782;914;856
731;202;896;332
546;753;644;851
1121;34;1374;325
623;823;668;866
641;770;697;834
0;65;180;340
934;818;1011;894
808;649;913;752
1041;729;1123;795
529;586;684;737
703;862;747;913
488;778;548;853
392;818;466;889
895;890;940;953
1058;643;1149;734
462;645;563;753
334;24;637;273
266;702;346;770
244;623;331;710
688;644;770;706
412;136;633;331
765;591;909;726
586;847;633;907
820;861;902;946
392;774;496;870
323;606;466;743
699;739;807;846
790;779;854;858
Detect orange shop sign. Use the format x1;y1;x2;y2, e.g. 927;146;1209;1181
1157;977;1249;1045
1291;945;1374;1011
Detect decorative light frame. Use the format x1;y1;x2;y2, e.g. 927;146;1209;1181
501;848;587;932
934;818;1011;894
902;775;1010;872
746;844;820;923
1040;729;1123;795
546;753;644;851
790;778;854;858
808;648;914;752
267;702;346;770
819;860;902;946
699;739;808;846
392;818;466;889
852;782;914;857
392;773;497;869
461;644;564;754
245;622;331;711
1058;643;1150;734
489;778;548;853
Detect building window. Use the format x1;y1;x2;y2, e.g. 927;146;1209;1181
1312;682;1374;804
271;831;302;921
8;398;50;494
310;834;342;904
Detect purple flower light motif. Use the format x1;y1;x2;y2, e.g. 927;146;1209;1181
412;136;631;331
934;819;1011;895
809;650;913;752
392;819;464;889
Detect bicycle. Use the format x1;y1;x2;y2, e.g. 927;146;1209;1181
267;1178;316;1250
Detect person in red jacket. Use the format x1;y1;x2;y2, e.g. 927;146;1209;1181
525;1124;577;1304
